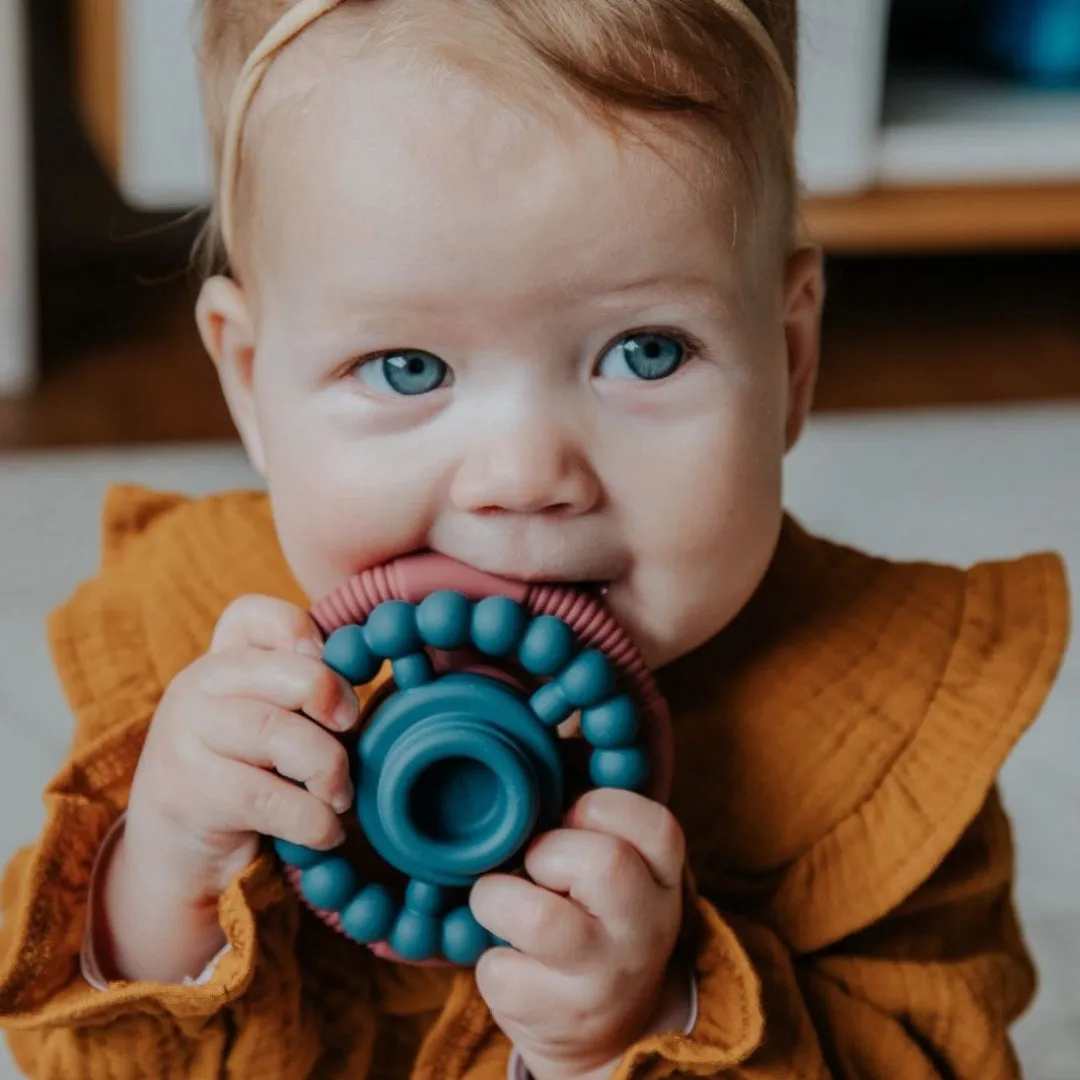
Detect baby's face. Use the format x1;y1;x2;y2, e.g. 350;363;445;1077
201;34;820;668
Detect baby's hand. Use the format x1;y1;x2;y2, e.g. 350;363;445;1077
104;595;360;983
471;789;688;1080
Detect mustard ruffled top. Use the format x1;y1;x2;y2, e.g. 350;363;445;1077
0;485;1069;1079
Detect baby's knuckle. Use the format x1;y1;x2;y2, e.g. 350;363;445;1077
165;660;204;702
522;894;562;944
275;599;316;634
185;651;238;700
168;730;204;775
654;809;686;865
214;594;260;637
246;702;280;746
320;741;351;787
264;598;315;642
246;779;287;827
214;596;245;630
596;839;635;887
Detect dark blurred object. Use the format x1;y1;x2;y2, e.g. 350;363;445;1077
984;0;1080;86
888;0;987;69
817;251;1080;410
28;0;203;369
890;0;1080;84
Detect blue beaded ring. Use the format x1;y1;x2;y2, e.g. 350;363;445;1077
274;591;650;965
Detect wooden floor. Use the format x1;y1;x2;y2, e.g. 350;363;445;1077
2;252;1079;449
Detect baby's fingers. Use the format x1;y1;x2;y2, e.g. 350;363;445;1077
211;594;323;655
471;874;595;970
567;789;685;890
524;828;660;931
203;754;345;851
201;701;354;813
475;946;568;1030
197;648;359;733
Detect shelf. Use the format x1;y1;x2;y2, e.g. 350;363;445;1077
801;182;1080;254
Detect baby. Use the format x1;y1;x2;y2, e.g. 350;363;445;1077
0;1;1069;1078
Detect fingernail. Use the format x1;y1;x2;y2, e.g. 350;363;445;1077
295;638;324;658
333;784;354;815
334;686;359;730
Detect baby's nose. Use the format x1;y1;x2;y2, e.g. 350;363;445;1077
449;424;601;517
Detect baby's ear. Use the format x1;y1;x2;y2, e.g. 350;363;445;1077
782;244;825;452
196;277;266;476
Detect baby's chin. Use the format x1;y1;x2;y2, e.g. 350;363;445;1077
609;552;776;671
599;578;701;671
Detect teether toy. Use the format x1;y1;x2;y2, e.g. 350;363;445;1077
272;554;673;966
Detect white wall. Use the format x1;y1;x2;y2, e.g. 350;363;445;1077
0;0;36;396
120;0;211;209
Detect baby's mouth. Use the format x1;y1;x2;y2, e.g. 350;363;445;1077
412;547;620;594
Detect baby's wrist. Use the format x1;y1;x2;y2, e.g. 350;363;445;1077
646;955;694;1039
517;958;694;1080
123;793;253;902
99;818;230;984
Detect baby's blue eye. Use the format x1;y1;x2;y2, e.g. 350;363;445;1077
354;351;451;396
596;333;686;382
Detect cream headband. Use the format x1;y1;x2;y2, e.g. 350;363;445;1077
217;0;796;258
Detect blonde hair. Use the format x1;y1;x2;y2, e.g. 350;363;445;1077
198;0;799;275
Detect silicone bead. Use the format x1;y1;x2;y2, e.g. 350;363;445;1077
405;880;447;916
560;650;616;708
581;695;638;749
529;681;574;728
273;838;328;870
323;625;381;685
416;591;472;650
389;909;441;962
471;597;528;657
442;907;493;966
518;616;577;676
392;652;435;690
365;601;421;658
340;884;397;944
589;747;649;792
302;857;360;912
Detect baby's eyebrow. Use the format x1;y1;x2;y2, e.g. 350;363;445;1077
317;273;729;319
594;271;723;296
583;271;733;310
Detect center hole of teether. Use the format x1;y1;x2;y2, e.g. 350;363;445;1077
411;757;503;843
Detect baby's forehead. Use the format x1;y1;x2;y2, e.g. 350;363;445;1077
236;4;771;296
248;2;560;133
247;1;737;191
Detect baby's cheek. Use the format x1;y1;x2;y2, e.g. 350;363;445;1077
627;416;783;660
268;443;434;600
647;412;780;555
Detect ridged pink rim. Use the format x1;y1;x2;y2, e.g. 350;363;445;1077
288;553;674;964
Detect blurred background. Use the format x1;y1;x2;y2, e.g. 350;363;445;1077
0;2;1078;1078
2;0;1080;429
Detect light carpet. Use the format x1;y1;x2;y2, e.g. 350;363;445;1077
0;404;1076;1079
